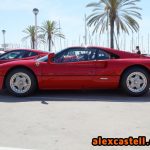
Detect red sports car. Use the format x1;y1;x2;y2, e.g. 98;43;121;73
0;46;149;97
0;49;48;64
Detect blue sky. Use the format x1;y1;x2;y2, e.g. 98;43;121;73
0;0;149;52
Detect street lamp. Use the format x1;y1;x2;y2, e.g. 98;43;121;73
33;8;39;49
2;30;6;50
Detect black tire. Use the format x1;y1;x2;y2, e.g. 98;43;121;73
5;68;37;97
121;67;150;96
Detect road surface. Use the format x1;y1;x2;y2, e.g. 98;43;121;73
0;90;150;150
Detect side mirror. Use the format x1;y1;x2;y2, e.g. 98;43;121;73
48;53;55;62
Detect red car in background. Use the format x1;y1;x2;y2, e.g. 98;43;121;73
0;49;48;64
0;46;150;97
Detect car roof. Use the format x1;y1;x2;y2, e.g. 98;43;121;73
4;48;48;54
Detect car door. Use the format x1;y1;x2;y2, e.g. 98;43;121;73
41;47;97;89
93;48;120;88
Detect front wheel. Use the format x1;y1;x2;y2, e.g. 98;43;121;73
121;67;150;96
5;68;37;96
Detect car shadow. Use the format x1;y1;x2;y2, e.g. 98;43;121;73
0;89;150;103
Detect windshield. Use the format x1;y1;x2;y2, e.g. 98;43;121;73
37;55;48;62
37;49;67;62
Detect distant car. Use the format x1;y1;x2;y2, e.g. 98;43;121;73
0;49;48;64
0;46;150;97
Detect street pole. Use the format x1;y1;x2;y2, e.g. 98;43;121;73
84;14;87;45
59;20;62;50
33;8;39;49
148;33;149;54
2;30;6;50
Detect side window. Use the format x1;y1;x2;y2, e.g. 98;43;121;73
53;50;68;63
24;51;38;58
96;49;110;60
54;48;97;63
0;50;26;60
87;48;97;60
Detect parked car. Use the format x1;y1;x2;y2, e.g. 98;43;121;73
0;50;5;55
0;46;150;97
0;49;48;64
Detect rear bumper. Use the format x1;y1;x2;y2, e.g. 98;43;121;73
0;76;4;90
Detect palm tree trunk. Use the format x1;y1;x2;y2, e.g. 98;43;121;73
32;41;35;49
31;41;33;49
31;37;35;49
48;39;51;52
110;19;115;48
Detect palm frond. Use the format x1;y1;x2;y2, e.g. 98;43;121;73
86;0;141;48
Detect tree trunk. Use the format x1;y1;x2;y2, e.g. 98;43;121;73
48;38;51;52
31;37;35;49
110;19;115;48
31;41;32;49
32;41;35;49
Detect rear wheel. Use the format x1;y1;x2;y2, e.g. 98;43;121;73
5;68;37;96
121;67;150;96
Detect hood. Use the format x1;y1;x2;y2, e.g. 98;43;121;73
0;59;36;67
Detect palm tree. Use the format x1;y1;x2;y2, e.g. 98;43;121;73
40;20;65;51
23;25;36;49
86;0;142;48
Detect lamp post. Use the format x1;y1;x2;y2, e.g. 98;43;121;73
33;8;39;49
2;30;6;50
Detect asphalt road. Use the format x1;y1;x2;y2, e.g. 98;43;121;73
1;89;150;102
0;90;150;150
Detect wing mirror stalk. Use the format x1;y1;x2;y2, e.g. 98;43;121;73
48;53;55;63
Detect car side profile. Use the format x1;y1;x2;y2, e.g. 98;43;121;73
0;46;150;97
0;49;48;64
